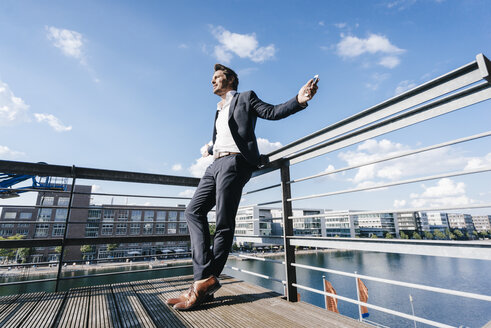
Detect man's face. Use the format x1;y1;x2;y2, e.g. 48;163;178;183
211;70;232;96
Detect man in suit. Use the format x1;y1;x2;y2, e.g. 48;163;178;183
167;64;318;311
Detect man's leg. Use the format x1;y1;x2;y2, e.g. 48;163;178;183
212;155;253;277
185;164;217;281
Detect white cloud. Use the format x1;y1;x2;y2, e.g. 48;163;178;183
211;26;276;63
464;153;491;170
393;199;406;208
46;26;85;64
334;23;347;29
318;21;325;27
0;145;25;159
409;178;474;208
0;80;30;125
257;138;282;154
379;56;400;69
91;184;102;193
365;73;390;90
34;113;72;132
336;33;405;68
179;189;195;198
178;44;189;49
189;143;214;177
395;80;417;95
172;164;183;171
338;138;473;188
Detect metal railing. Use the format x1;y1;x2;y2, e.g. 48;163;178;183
0;53;490;327
227;53;491;327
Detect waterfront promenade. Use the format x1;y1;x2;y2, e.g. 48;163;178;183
0;274;369;328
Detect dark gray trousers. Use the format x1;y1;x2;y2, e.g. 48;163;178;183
185;154;254;280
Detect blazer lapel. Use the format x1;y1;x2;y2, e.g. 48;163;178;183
228;93;239;121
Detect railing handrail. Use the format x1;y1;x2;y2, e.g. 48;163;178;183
0;160;200;187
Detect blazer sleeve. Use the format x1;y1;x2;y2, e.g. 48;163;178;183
249;90;307;120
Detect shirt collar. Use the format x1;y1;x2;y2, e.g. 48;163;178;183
217;90;237;110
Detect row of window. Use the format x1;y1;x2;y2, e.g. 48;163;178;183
85;223;188;237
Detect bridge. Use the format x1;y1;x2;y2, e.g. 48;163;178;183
1;53;490;327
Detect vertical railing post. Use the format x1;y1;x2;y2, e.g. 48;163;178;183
280;163;297;302
355;271;362;321
55;166;76;292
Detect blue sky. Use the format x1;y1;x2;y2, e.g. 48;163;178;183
1;0;490;213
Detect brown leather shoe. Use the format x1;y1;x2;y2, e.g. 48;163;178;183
173;276;221;311
166;287;215;306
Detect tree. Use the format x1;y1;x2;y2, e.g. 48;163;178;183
231;242;239;251
399;231;409;239
412;232;422;240
80;245;95;260
449;232;456;240
385;232;394;239
424;231;433;240
106;244;119;253
479;230;488;238
445;228;451;238
55;246;63;253
433;229;446;240
453;229;464;239
17;247;32;263
0;234;26;261
370;234;378;238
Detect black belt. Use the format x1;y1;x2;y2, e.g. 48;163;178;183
214;152;240;159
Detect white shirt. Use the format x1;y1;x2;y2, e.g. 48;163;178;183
213;90;241;154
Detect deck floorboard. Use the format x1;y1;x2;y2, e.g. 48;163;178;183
0;275;371;327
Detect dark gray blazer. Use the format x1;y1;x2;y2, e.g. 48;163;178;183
208;90;307;167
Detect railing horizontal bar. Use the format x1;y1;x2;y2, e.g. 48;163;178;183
0;220;189;224
289;82;491;165
288;237;491;260
242;183;281;196
0;261;55;268
58;264;193;281
290;130;491;184
292;263;491;302
0;187;193;200
224;264;285;284
288;203;491;219
0;160;200;187
230;253;285;264
0;278;58;287
0;235;190;248
252;200;283;206
289;166;491;202
292;283;455;328
267;59;481;162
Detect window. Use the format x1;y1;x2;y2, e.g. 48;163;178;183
156;223;166;234
168;211;178;222
101;224;113;235
103;210;115;222
131;210;142;222
167;223;177;234
130;224;140;235
0;229;13;236
88;209;102;220
156;211;166;221
34;224;50;237
58;197;70;206
116;224;127;235
38;208;52;222
20;212;32;220
52;224;65;237
55;209;68;221
144;211;154;221
179;223;188;234
85;223;99;237
4;212;16;219
118;210;129;221
143;223;153;234
17;229;29;236
41;196;54;206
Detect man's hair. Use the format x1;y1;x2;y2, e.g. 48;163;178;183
214;63;239;90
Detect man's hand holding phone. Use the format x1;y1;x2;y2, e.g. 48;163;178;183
297;75;319;105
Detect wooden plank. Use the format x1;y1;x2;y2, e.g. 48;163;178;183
88;285;121;328
111;282;156;328
20;291;66;328
57;287;90;328
0;294;20;314
0;292;45;328
131;279;188;328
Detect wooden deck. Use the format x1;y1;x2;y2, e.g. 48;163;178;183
0;275;371;327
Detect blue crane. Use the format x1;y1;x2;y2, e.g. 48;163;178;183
0;165;67;199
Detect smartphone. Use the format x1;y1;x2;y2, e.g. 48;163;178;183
312;74;319;85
